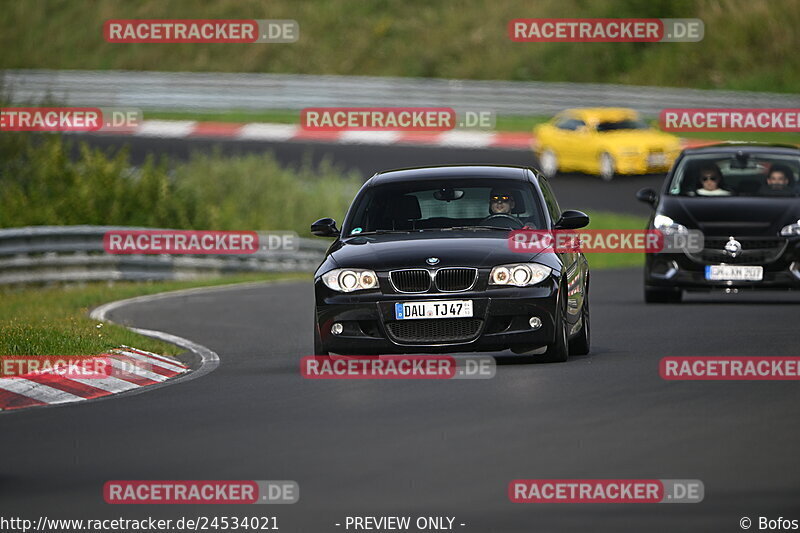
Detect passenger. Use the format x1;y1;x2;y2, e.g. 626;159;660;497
760;164;795;195
695;164;731;196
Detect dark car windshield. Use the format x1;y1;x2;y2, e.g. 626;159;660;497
342;178;545;235
668;153;800;197
596;119;649;132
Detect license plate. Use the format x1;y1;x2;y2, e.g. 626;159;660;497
395;300;473;320
705;265;763;281
648;153;666;166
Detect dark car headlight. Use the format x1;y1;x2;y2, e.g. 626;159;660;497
780;220;800;237
489;263;552;287
321;268;379;292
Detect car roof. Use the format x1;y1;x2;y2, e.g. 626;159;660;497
559;107;639;123
680;142;800;156
368;165;532;185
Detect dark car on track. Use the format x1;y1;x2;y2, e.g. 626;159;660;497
310;165;591;362
637;143;800;303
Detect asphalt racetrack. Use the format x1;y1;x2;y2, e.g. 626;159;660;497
3;137;799;532
2;271;800;532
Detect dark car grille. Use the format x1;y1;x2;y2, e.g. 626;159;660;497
434;268;477;292
687;237;787;265
386;318;483;344
390;269;431;293
390;268;478;293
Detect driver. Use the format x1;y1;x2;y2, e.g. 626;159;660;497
694;163;731;196
489;188;516;214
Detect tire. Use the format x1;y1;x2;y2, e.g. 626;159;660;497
538;288;569;363
313;321;329;355
599;152;616;181
568;281;590;355
644;286;682;304
539;149;558;179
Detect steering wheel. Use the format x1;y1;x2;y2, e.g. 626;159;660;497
479;214;525;229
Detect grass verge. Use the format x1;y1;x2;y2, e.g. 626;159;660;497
1;0;797;93
0;273;308;357
583;211;648;270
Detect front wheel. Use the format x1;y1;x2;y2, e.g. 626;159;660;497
538;290;569;363
313;322;329;355
568;282;590;355
599;152;616;181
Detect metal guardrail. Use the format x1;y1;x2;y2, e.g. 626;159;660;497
0;226;329;285
3;69;800;117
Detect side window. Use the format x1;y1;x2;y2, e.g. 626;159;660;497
555;118;585;131
537;177;562;224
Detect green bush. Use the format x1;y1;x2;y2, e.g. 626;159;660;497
0;133;361;234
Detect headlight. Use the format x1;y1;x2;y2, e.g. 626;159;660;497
653;214;688;236
780;220;800;236
489;263;551;287
321;268;379;292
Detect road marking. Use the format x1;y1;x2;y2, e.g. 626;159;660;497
0;378;84;404
135;120;197;137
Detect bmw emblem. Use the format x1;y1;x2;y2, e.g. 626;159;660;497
426;257;440;266
724;236;742;257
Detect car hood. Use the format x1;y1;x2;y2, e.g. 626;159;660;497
658;196;800;236
327;231;544;270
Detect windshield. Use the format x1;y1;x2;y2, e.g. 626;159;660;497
596;119;649;132
343;178;545;235
668;153;800;197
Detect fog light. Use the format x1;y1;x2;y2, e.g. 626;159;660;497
529;317;542;330
331;323;344;335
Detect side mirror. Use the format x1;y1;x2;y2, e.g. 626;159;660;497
554;210;590;230
636;188;658;207
311;217;340;237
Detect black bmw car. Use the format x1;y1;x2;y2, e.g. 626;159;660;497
637;143;800;303
310;165;591;362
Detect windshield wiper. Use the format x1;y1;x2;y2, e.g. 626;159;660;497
351;229;442;236
443;225;512;231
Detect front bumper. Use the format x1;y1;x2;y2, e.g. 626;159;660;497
614;153;676;175
645;240;800;291
315;279;560;355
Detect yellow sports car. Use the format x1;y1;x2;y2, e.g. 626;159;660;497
533;108;682;181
